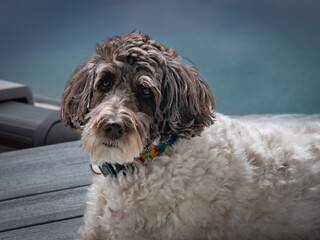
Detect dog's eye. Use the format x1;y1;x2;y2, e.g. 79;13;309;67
138;86;153;98
100;80;112;89
98;72;115;91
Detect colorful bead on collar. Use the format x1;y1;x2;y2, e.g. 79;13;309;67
139;134;178;163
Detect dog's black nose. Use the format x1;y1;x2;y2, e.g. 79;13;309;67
103;122;124;140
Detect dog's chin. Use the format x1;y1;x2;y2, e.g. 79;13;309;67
82;131;143;166
89;145;132;165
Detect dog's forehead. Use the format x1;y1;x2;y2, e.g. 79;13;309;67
96;32;177;64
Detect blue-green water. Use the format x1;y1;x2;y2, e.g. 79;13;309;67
1;0;320;115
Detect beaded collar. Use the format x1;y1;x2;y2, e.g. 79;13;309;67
90;134;179;177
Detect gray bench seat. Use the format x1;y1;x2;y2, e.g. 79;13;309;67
0;80;80;148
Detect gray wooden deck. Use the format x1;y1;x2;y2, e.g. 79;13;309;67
0;141;91;240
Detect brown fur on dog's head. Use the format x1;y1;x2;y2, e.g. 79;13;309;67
61;31;214;148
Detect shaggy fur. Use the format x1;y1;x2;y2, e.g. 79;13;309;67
61;31;320;239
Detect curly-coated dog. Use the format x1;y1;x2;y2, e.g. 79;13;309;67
61;31;320;239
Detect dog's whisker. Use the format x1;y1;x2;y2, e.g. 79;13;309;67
102;140;119;148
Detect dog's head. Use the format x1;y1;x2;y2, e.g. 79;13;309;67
61;31;214;164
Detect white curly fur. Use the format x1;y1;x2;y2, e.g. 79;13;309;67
79;113;320;240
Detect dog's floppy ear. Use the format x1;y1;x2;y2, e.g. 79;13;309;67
160;60;215;138
61;58;96;130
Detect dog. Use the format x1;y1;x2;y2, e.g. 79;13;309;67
61;31;320;239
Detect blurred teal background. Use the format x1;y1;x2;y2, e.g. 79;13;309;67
0;0;319;115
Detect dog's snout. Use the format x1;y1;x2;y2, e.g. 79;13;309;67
103;121;124;140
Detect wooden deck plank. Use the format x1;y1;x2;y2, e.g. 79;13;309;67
0;186;88;232
0;217;82;240
0;141;92;200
